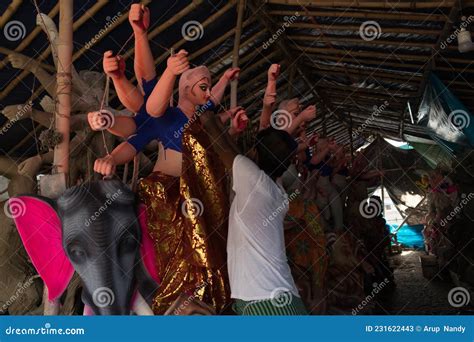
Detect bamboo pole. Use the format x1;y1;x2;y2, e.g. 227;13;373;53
267;0;455;10
248;0;348;127
288;34;458;51
313;68;420;85
230;0;245;108
303;52;424;69
299;46;432;63
221;50;279;88
0;0;108;101
209;30;265;72
0;0;23;28
0;3;59;71
315;81;416;97
270;8;448;22
154;1;237;66
289;22;440;35
54;0;73;176
310;62;422;81
289;35;436;49
188;17;255;62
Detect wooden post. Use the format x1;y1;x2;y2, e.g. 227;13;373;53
230;0;245;108
54;0;73;178
349;114;354;163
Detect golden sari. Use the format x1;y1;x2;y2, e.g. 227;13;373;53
138;118;230;314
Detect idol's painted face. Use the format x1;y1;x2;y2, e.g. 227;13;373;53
190;78;211;105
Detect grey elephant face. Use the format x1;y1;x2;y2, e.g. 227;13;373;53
56;181;140;315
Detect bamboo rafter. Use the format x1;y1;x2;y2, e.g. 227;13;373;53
268;8;450;21
266;0;456;10
0;0;110;101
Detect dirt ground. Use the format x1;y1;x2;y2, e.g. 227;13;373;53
375;250;474;315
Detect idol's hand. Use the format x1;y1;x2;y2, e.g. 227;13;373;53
94;155;116;176
223;67;240;82
129;4;150;34
267;64;280;81
167;49;189;76
103;51;125;79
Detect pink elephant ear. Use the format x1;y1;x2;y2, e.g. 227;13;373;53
137;204;159;283
9;196;74;301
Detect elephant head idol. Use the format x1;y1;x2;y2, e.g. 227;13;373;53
9;180;159;315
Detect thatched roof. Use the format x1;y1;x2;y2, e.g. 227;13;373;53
1;0;473;157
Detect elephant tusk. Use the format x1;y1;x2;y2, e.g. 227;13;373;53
132;292;154;316
83;305;94;316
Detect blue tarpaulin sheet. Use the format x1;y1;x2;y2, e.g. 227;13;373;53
389;224;425;249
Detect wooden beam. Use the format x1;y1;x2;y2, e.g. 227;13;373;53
267;0;455;10
54;0;73;176
289;34;436;49
0;0;109;101
0;0;23;28
297;45;432;63
289;22;441;35
154;1;237;65
0;3;60;70
248;0;348;127
313;68;420;85
300;53;426;71
315;80;416;97
268;8;449;21
308;60;423;81
188;16;256;62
